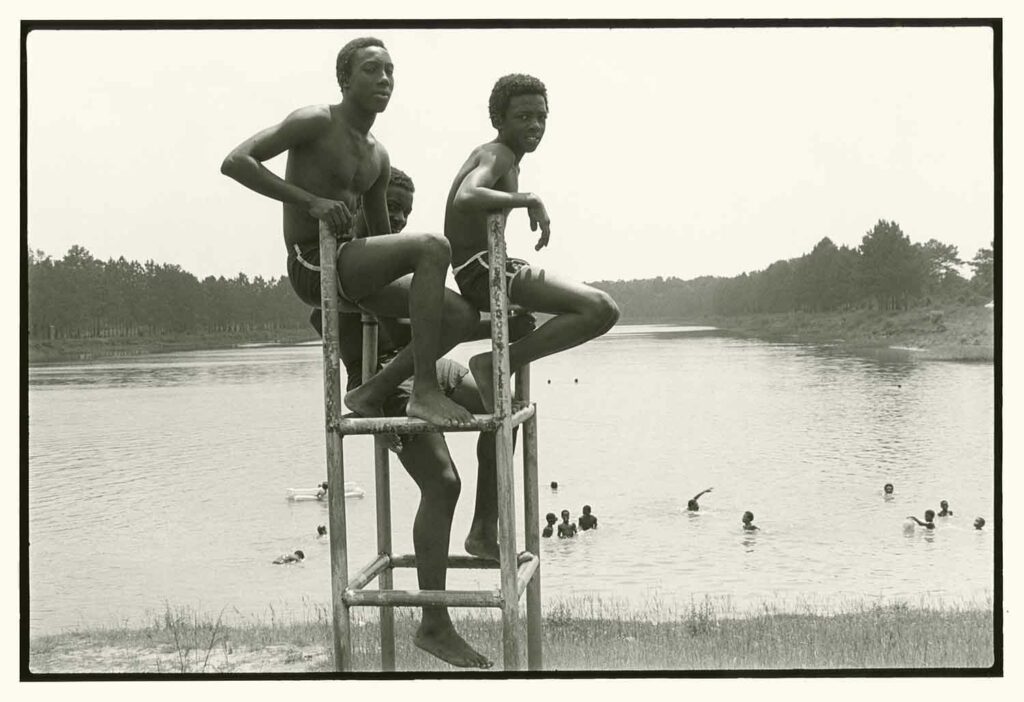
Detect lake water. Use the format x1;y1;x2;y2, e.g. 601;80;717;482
27;325;996;636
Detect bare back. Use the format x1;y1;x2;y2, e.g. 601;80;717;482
283;104;388;248
443;142;518;268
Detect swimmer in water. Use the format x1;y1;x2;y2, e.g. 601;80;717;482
687;487;714;512
578;505;598;531
741;511;759;531
273;550;306;564
317;525;328;537
541;512;557;538
907;510;936;530
938;500;953;517
974;517;985;530
557;509;578;538
883;483;894;495
550;481;558;490
316;481;329;500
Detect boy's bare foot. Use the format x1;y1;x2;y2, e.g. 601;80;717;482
414;623;493;669
468;353;495;413
464;536;533;565
464;534;500;562
406;388;474;426
344;382;384;418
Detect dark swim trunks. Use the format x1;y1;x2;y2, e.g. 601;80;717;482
286;241;359;308
452;251;530;312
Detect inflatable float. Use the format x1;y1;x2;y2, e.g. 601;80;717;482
286;482;365;500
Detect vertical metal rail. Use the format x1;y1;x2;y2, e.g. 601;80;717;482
486;213;520;670
517;364;542;670
361;315;396;671
319;221;352;671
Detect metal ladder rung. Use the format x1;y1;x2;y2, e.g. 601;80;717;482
344;552;540;609
334;402;535;436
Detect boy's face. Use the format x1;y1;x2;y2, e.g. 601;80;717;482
387;186;414;233
344;46;394;112
497;94;548;153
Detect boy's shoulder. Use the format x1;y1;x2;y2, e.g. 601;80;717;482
473;141;518;167
282;103;338;134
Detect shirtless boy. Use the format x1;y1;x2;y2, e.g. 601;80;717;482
221;37;473;426
444;73;620;410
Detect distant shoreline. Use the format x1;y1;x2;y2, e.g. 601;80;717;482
700;303;994;362
26;304;994;366
27;328;320;365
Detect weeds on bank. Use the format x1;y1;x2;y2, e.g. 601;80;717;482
29;595;994;673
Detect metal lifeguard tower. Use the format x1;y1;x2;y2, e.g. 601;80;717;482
316;214;542;672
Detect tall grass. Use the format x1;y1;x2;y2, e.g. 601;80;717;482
28;595;994;674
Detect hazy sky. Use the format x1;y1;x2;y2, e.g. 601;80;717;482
26;24;993;284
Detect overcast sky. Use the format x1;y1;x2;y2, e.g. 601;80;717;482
27;25;993;285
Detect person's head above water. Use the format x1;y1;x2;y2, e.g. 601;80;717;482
884;483;894;494
545;512;557;525
687;499;700;511
742;511;755;523
940;500;950;509
550;481;558;489
582;505;592;515
317;525;327;536
320;481;329;491
561;509;570;521
294;550;305;560
924;509;935;522
974;517;986;530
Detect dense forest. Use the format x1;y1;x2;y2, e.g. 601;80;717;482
590;220;994;322
27;219;994;340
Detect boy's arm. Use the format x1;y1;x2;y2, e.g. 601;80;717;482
453;146;551;250
220;106;357;235
693;487;713;501
359;149;392;237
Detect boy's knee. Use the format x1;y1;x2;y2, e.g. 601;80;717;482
430;470;461;503
410;232;451;263
586;291;620;327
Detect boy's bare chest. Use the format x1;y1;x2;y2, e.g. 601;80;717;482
303;131;381;194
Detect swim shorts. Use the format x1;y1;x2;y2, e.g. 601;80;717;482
452;251;530;312
286;241;359;308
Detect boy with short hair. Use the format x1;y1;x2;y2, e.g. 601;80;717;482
222;37;474;426
444;73;620;411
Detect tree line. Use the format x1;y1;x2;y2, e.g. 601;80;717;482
27;245;310;340
590;220;994;321
27;219;995;340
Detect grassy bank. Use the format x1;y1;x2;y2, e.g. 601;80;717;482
28;328;320;365
28;597;994;674
703;304;994;362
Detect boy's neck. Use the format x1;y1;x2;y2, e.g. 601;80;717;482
337;98;378;134
495;135;525;163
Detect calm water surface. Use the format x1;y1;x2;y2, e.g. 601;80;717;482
27;325;995;635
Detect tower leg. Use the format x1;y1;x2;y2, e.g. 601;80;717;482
320;222;352;671
488;213;520;671
519;365;543;671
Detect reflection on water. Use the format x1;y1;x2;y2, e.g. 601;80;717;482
27;325;995;634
